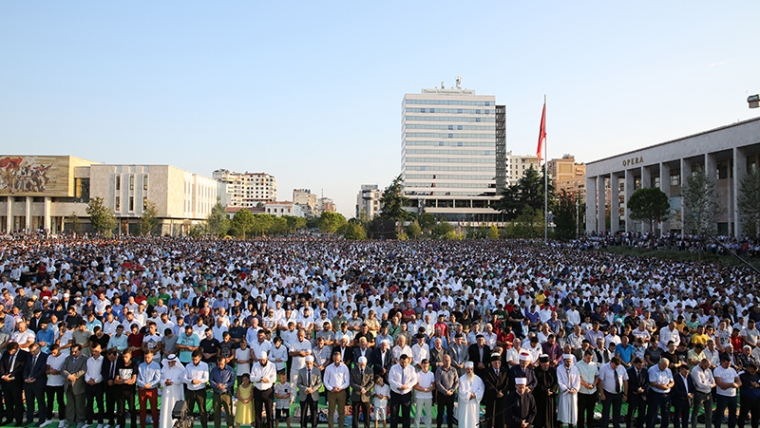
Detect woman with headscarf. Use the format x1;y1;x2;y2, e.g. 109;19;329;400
159;354;186;428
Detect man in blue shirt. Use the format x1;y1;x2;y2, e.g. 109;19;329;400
210;356;236;428
616;336;634;368
35;319;55;354
176;325;201;364
137;350;161;428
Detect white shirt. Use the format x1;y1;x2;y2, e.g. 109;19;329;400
85;355;104;383
691;365;716;394
251;340;273;360
290;338;312;372
324;362;350;391
46;353;66;386
659;326;680;351
415;370;435;399
714;365;739;397
251;360;277;390
184;361;210;391
412;343;430;366
388;363;418;395
648;365;674;394
598;363;629;394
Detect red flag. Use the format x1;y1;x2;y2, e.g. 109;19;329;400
536;101;546;163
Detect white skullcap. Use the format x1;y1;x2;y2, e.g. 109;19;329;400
563;354;574;362
358;356;367;364
519;353;531;362
260;351;268;359
515;378;527;385
305;355;314;363
465;361;474;368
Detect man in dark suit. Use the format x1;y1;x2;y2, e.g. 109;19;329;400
626;357;649;428
672;364;694;428
483;353;510;428
353;337;372;369
23;343;48;427
101;348;120;428
333;336;354;368
351;356;375;428
0;342;29;426
62;343;88;427
297;356;322;428
467;335;491;378
371;340;393;380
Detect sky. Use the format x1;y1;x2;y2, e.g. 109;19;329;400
1;2;759;218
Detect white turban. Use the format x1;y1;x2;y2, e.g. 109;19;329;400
465;361;474;369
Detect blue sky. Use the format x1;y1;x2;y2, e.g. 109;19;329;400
1;2;759;218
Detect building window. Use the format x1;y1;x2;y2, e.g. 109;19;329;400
671;174;680;186
129;197;134;211
143;197;148;211
129;175;134;191
115;197;121;211
115;176;121;191
143;175;148;191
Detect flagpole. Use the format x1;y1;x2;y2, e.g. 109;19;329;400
544;95;548;242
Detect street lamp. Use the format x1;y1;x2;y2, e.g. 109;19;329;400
749;94;760;109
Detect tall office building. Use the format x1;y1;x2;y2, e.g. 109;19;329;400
356;184;382;219
212;169;277;207
401;80;505;222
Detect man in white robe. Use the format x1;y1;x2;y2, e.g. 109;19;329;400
160;354;186;428
557;354;580;427
458;361;485;428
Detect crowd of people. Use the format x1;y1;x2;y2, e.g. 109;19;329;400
0;236;759;428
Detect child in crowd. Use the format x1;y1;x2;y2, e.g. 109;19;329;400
372;374;389;428
275;370;292;428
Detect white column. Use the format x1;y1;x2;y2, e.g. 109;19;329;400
586;177;597;234
660;163;671;235
680;159;692;234
597;176;606;234
625;169;634;232
43;197;51;233
610;174;620;234
734;147;747;238
641;166;652;233
25;196;32;231
5;197;11;232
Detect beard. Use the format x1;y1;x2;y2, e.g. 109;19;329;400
467;372;474;381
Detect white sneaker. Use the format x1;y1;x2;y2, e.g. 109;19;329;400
103;424;110;428
58;422;66;428
40;420;53;427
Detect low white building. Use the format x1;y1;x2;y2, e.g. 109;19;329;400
356;184;382;219
265;201;304;217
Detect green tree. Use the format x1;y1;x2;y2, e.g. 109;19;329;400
627;187;670;233
379;175;409;222
318;212;347;235
284;216;307;234
270;216;289;236
138;199;160;236
86;197;117;237
432;219;454;237
66;212;82;234
251;214;275;237
206;199;231;237
343;222;367;240
510;205;544;238
553;190;578;240
418;212;436;233
487;225;499;239
189;223;206;238
406;220;422;239
231;209;256;238
496;165;554;220
738;169;760;238
682;166;721;237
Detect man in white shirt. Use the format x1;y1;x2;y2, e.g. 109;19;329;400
598;357;629;428
414;359;435;428
691;358;716;428
646;359;675;428
411;334;430;371
324;351;350;428
289;329;312;387
713;354;741;428
251;330;272;364
251;351;277;428
389;354;418;428
659;322;680;351
84;344;105;428
184;350;210;428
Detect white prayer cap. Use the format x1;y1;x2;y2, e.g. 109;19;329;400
358;356;368;365
563;354;574;362
465;361;474;369
305;356;314;363
515;378;527;385
519;353;531;362
260;351;268;359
